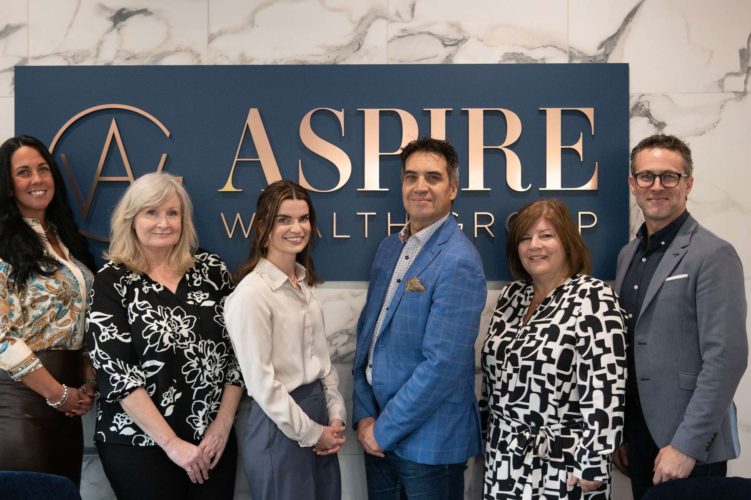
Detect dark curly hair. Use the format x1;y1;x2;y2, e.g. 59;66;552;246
0;135;95;289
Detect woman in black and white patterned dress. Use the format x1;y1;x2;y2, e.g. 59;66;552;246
481;199;626;499
87;173;243;500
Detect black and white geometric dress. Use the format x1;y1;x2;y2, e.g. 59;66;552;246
481;275;627;499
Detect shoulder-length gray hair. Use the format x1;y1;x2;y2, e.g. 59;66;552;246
106;172;197;274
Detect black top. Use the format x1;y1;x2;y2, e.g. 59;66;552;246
620;210;689;402
86;250;242;446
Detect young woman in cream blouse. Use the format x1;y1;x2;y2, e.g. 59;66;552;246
225;179;346;500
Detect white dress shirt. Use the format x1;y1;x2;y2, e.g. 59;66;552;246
225;258;346;447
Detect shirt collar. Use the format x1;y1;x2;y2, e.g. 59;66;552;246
636;210;689;251
256;257;307;291
24;217;55;235
398;213;449;244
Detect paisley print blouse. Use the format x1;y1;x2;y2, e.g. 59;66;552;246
0;218;93;380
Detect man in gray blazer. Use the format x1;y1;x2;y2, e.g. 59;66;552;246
614;134;748;499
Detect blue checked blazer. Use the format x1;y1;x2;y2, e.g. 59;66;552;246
353;217;487;465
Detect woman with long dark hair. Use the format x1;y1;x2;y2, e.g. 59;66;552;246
225;179;346;500
0;135;96;485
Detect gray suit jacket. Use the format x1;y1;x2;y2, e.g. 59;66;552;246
615;214;748;463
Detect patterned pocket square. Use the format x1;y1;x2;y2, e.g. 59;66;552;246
405;277;425;292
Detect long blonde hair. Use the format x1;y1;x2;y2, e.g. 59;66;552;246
106;172;197;274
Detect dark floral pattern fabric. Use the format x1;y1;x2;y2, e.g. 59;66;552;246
86;251;242;446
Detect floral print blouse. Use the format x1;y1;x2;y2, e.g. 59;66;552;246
86;250;242;446
0;218;93;380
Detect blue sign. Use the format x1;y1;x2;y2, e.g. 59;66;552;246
15;64;628;280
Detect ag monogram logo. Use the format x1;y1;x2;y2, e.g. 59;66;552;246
49;104;173;241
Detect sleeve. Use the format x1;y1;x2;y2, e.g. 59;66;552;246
373;250;487;450
213;257;243;388
0;263;41;379
573;280;627;482
321;363;347;424
224;282;323;447
85;267;148;403
671;243;748;460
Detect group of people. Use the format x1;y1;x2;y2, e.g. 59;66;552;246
0;133;746;500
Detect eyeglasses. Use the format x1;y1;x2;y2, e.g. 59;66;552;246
632;171;689;188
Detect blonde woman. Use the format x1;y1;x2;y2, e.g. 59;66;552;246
87;172;242;500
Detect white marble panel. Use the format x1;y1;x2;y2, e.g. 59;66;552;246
28;0;208;65
339;453;368;500
575;0;751;93
629;92;751;272
208;0;388;64
319;287;366;364
0;0;27;97
568;0;642;62
0;97;14;139
387;0;568;64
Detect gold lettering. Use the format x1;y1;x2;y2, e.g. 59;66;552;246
219;109;283;192
220;212;255;238
464;108;525;192
387;212;408;235
358;109;418;192
425;108;451;140
540;108;598;191
298;108;352;193
474;212;495;238
578;211;598;232
332;212;351;239
356;212;376;239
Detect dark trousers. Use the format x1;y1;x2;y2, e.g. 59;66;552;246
242;380;341;500
96;430;237;500
626;402;727;500
364;452;465;500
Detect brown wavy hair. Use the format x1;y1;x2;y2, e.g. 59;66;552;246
506;199;591;281
235;179;320;285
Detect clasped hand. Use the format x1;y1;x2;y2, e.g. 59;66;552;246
355;417;384;457
313;419;346;456
61;385;95;417
164;436;212;484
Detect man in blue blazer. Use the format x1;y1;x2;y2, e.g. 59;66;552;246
353;137;487;499
614;134;748;500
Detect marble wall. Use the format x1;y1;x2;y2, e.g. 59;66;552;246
2;1;750;499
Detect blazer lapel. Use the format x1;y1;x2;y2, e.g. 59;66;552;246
616;239;639;291
377;218;454;336
639;216;697;316
357;236;402;354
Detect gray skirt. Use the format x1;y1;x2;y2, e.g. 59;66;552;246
242;380;341;500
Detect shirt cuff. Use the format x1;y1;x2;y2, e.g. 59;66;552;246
299;421;324;448
0;338;41;380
